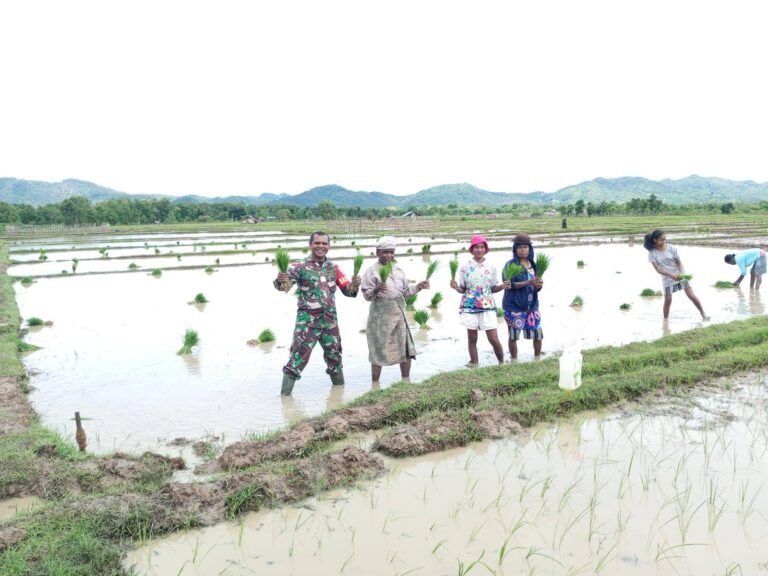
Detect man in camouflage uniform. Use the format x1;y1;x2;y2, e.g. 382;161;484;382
274;231;361;395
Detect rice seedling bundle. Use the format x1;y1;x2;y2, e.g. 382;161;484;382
430;292;443;308
640;288;658;296
714;280;736;288
570;295;584;307
27;317;44;326
577;260;585;268
205;266;214;273
275;249;290;273
496;308;504;318
193;293;208;304
379;261;394;283
257;328;275;343
678;273;693;281
405;294;418;310
449;258;459;281
426;259;440;280
535;253;551;277
502;262;523;282
413;309;430;327
619;303;631;310
20;277;33;285
151;269;162;277
177;329;199;355
353;254;364;276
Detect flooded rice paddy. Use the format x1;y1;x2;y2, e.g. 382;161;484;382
10;230;764;454
126;373;768;575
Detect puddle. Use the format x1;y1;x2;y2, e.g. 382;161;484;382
11;234;766;454
125;373;768;575
0;496;42;521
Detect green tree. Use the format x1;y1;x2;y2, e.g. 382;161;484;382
59;196;94;225
720;202;735;214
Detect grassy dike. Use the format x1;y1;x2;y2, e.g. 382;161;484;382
3;237;768;574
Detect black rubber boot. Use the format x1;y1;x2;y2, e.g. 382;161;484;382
281;374;296;396
330;370;345;386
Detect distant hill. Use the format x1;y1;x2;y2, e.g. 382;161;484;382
2;176;768;207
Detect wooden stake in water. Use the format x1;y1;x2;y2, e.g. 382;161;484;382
75;411;87;453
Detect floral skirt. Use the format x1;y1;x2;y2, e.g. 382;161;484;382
504;310;543;340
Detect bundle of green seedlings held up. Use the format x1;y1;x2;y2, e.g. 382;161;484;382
275;248;291;290
378;261;394;284
177;329;199;355
426;259;440;280
413;309;430;328
430;292;443;309
678;273;693;281
502;262;523;282
353;254;364;276
535;253;551;276
449;258;459;281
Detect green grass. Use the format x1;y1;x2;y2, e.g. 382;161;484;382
177;329;199;355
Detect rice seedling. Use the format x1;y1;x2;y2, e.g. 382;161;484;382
426;259;440;280
407;248;413;254
620;303;631;310
640;288;661;296
570;295;584;307
26;317;44;326
151;269;162;277
177;255;182;261
421;243;431;254
449;258;459;281
496;308;504;317
257;328;275;343
215;258;220;265
205;266;214;273
20;276;33;285
535;253;551;276
38;249;47;261
379;261;394;283
275;248;290;272
154;247;160;255
128;262;139;270
576;260;585;268
678;273;693;281
71;258;79;273
177;329;199;355
193;293;208;304
353;254;364;276
714;280;736;288
502;262;523;282
430;292;443;309
405;294;418;310
413;309;430;328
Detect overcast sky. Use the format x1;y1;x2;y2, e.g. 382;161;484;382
2;1;767;198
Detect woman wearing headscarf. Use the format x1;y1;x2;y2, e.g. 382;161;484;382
502;233;544;359
360;236;429;385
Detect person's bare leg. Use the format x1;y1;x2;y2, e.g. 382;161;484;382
371;364;382;384
663;294;672;319
684;287;707;318
750;269;757;289
467;329;479;366
756;274;763;290
533;339;542;358
485;329;504;363
508;338;518;360
399;359;412;379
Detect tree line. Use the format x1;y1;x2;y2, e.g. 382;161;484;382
0;195;761;226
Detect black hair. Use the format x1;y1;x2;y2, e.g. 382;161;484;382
511;240;535;265
309;231;330;244
643;229;665;251
724;254;736;264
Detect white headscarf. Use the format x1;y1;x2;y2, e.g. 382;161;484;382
375;236;397;251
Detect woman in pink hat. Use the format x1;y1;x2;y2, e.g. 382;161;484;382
449;235;505;366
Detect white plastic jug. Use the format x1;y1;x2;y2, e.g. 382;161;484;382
558;347;583;391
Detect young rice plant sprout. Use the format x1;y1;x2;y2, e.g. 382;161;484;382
178;329;199;355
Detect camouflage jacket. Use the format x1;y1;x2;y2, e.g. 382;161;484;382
273;257;357;311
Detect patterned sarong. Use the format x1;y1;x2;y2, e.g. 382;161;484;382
366;297;416;366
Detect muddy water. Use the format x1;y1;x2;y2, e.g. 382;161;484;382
125;373;768;575
12;237;765;454
0;496;41;521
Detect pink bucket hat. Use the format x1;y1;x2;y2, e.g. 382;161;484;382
468;235;489;252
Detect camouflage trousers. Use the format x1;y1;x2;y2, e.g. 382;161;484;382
283;308;343;380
